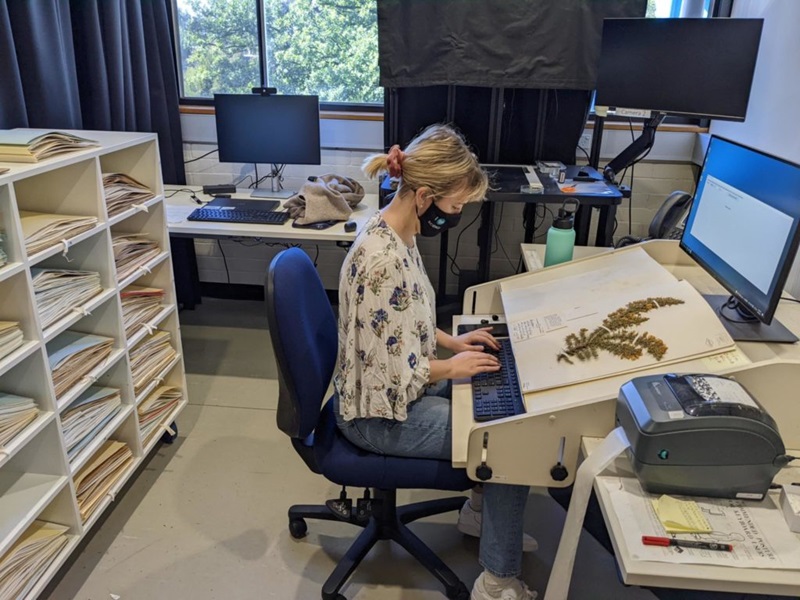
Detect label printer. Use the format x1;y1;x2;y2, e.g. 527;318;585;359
617;374;791;500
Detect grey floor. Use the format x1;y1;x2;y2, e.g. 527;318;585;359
42;298;656;600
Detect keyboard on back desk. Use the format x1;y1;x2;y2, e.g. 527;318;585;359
187;208;290;225
471;337;526;422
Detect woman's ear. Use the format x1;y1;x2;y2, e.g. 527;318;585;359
415;186;433;210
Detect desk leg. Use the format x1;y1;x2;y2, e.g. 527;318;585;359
574;206;591;246
595;205;616;248
477;201;494;282
523;203;536;244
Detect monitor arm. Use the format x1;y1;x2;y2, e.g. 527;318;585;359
603;112;666;182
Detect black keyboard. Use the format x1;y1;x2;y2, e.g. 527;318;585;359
472;338;525;422
188;208;290;225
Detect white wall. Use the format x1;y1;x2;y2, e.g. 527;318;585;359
710;0;800;297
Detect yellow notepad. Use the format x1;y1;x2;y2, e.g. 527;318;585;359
651;494;712;534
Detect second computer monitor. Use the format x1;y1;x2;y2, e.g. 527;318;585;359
214;93;321;166
680;136;800;342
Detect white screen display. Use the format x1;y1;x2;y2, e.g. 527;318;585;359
691;176;793;294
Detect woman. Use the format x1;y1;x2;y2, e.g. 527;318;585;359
333;124;535;600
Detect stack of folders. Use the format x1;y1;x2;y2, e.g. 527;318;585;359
48;331;114;400
112;234;160;282
0;521;70;598
138;386;182;444
61;387;122;462
32;269;103;330
103;173;155;217
120;286;165;338
0;232;7;268
20;212;98;256
0;393;39;447
129;331;177;395
0;322;24;361
74;440;134;521
0;130;98;163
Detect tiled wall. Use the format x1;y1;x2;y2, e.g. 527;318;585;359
184;143;697;294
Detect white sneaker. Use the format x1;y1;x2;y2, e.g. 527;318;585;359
457;501;538;552
470;572;538;600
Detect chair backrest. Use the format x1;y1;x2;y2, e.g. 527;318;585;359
266;248;338;442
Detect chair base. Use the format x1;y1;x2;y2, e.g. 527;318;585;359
288;489;470;600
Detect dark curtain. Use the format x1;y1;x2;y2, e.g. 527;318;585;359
0;0;185;185
378;0;647;90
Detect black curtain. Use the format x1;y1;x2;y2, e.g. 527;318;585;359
0;0;185;185
378;0;647;90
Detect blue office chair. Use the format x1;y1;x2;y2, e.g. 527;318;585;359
266;248;473;600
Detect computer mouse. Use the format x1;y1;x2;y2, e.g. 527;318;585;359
344;221;357;233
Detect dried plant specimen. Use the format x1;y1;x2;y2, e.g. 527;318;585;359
557;296;685;364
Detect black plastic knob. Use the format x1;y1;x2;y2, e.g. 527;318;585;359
476;464;493;481
550;463;569;481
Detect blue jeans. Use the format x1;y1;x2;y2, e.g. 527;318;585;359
334;382;530;578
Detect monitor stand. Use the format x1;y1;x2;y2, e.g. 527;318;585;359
251;188;295;199
703;294;798;344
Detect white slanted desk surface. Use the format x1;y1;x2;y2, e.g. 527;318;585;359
451;241;800;486
583;436;800;595
165;188;379;242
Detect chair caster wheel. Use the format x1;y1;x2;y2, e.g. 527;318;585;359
160;421;178;444
446;582;470;600
289;518;308;539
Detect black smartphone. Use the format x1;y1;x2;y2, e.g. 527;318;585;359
456;323;509;337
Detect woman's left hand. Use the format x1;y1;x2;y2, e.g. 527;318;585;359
450;327;500;353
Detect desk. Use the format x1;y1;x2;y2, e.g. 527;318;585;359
450;239;800;595
165;188;379;306
583;436;800;596
478;165;623;281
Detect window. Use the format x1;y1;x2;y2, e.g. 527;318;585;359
646;0;713;18
173;0;381;107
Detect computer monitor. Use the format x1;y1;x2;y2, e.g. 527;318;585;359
214;93;320;197
595;18;763;121
594;18;763;182
680;136;800;343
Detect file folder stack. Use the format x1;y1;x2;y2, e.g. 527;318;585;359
0;393;38;447
120;286;166;338
20;212;98;256
112;234;160;281
48;331;114;400
32;269;103;330
0;322;24;361
129;331;177;395
0;130;97;163
74;440;134;521
0;521;69;598
103;173;155;218
61;387;122;462
138;386;182;444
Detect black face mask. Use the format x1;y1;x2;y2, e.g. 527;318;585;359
418;202;461;237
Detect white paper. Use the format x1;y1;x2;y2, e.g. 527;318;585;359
600;477;800;569
511;279;735;393
166;205;196;224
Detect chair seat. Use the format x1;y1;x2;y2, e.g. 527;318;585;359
314;400;472;491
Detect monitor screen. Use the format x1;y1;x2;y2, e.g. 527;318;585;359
680;136;800;325
214;94;321;165
595;18;763;121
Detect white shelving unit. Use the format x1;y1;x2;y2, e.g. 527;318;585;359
0;131;188;598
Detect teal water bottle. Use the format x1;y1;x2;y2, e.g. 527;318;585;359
544;199;579;267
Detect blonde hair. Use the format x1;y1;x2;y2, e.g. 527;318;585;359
362;124;488;203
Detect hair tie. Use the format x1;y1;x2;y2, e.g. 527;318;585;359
386;144;405;178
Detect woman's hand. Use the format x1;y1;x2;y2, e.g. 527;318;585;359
446;351;501;379
450;327;500;353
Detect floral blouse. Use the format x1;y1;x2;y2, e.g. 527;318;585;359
334;213;437;422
